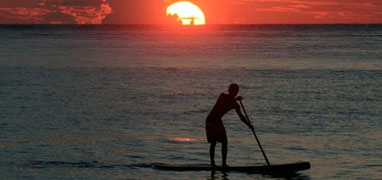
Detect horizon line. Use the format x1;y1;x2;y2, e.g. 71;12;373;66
1;23;382;26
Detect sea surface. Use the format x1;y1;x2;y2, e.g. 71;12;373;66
0;24;381;180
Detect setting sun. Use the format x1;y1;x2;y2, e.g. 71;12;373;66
166;1;206;25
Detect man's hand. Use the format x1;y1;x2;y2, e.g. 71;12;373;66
235;96;243;101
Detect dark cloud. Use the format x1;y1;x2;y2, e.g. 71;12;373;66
0;0;112;24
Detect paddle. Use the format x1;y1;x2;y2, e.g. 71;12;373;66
239;100;271;166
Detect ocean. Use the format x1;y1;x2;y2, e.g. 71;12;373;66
0;24;381;180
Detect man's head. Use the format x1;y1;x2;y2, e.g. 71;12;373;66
228;83;239;96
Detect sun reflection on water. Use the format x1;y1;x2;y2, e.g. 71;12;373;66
169;137;197;142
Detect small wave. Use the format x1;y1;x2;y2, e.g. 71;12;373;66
30;160;117;169
365;164;382;167
28;160;164;170
285;147;307;151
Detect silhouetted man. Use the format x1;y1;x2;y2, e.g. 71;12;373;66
206;83;254;169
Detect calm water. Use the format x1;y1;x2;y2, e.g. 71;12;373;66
0;25;381;180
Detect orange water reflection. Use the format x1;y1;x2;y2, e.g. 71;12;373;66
169;137;197;142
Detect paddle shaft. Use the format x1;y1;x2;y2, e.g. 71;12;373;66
239;100;271;166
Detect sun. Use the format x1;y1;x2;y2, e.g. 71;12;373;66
166;1;206;25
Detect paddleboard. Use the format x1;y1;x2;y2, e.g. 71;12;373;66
153;162;310;174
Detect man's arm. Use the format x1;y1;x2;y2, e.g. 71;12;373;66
235;103;254;130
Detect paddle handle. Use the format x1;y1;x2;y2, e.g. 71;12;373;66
239;100;271;166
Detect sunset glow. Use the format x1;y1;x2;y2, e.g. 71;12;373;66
166;1;205;25
0;0;382;24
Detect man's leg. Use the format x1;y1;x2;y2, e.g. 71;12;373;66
209;141;216;167
222;141;228;167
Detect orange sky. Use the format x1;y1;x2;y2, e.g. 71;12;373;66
0;0;381;24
